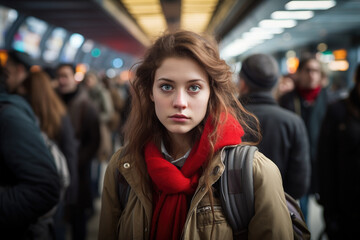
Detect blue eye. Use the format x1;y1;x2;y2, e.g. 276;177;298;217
160;84;173;91
189;85;200;92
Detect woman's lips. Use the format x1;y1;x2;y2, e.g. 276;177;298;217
169;114;189;122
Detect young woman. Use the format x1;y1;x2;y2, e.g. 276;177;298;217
98;31;293;240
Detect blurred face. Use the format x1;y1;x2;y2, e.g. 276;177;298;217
84;74;98;88
4;59;27;93
297;60;322;89
152;57;210;141
56;66;77;94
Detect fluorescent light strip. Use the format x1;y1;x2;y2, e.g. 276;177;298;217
285;1;336;10
271;10;314;20
259;19;297;28
250;27;284;34
243;32;274;40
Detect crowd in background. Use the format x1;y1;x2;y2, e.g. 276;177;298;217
1;47;360;240
0;50;131;240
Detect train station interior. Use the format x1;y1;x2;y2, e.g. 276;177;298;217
1;1;360;239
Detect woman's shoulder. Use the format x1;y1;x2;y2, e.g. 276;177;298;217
252;151;282;185
109;147;127;166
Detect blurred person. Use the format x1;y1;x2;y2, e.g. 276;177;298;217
98;31;293;240
3;49;32;93
279;55;328;222
317;63;360;239
18;70;78;240
275;73;295;100
83;71;114;204
114;73;132;145
238;53;311;199
0;54;61;239
102;76;125;150
56;63;100;240
84;71;114;162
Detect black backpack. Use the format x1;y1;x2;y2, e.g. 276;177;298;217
117;145;310;239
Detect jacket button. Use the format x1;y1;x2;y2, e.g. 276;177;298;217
212;166;220;175
144;227;148;232
123;163;130;169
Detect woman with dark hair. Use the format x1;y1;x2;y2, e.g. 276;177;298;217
99;31;292;239
19;70;78;240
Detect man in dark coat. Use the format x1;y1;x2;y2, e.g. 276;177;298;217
278;55;328;222
0;57;60;239
317;63;360;239
238;53;311;200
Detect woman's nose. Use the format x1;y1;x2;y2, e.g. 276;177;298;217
173;89;187;109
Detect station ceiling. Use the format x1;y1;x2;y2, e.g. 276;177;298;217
1;0;360;59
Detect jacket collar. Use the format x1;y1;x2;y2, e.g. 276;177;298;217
240;91;277;106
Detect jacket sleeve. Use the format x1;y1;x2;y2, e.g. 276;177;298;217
248;152;293;240
0;105;60;229
284;117;311;199
98;151;123;240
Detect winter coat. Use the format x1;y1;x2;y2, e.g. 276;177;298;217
241;91;311;199
0;88;60;239
60;86;100;209
318;89;360;238
279;88;328;193
98;145;293;240
56;114;79;205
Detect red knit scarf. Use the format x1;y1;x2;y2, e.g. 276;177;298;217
297;86;321;103
144;113;244;240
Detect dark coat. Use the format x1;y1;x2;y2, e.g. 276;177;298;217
279;88;328;193
241;91;311;199
60;86;100;209
317;88;360;238
0;88;60;238
57;115;79;205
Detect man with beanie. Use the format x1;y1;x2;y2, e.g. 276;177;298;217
238;53;311;200
317;63;360;239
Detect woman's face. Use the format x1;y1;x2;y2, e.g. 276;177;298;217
152;57;210;140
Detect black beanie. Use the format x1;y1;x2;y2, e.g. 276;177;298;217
7;50;33;71
240;53;279;90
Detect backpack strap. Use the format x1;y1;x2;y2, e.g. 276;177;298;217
220;145;257;239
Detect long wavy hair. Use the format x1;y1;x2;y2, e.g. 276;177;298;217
122;31;260;234
21;71;66;140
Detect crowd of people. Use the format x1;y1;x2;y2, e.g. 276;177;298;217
0;50;130;240
1;30;359;240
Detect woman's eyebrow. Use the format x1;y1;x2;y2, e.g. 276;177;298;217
157;78;206;83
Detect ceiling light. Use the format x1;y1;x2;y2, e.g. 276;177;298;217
259;19;297;28
271;11;314;20
242;32;273;40
121;0;167;38
250;27;284;34
221;38;263;58
285;1;336;10
181;0;219;33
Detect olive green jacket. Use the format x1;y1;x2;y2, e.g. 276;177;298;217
98;145;293;240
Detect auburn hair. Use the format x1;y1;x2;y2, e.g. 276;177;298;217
22;71;66;140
